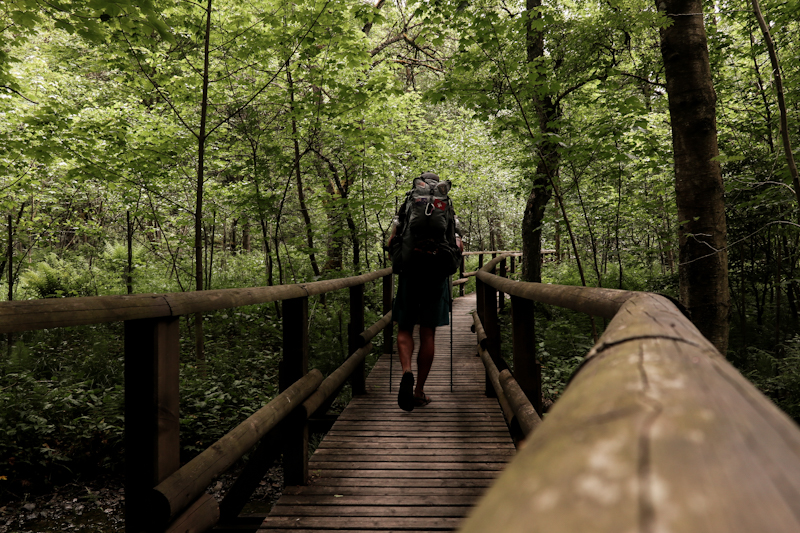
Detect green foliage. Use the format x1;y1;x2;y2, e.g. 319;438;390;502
20;253;98;298
732;337;800;423
0;324;126;489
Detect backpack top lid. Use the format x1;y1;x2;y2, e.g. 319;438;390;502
412;172;451;197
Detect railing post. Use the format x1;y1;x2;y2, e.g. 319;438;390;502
511;296;542;415
510;255;516;275
382;274;394;357
124;317;180;532
281;297;309;486
498;258;507;312
483;272;501;398
349;284;366;395
459;255;465;296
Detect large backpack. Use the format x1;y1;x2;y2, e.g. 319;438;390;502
390;173;461;277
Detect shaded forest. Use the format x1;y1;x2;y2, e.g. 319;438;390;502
2;0;800;502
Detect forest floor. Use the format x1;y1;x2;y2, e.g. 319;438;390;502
0;466;284;532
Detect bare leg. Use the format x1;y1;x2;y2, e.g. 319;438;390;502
415;326;436;398
397;327;414;374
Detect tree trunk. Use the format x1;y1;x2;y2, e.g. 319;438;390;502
751;0;800;210
194;0;213;365
126;210;133;294
658;0;730;354
287;65;321;278
521;0;556;284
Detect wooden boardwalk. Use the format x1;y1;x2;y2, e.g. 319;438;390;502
257;293;515;532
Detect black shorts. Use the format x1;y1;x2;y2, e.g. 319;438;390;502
392;274;450;330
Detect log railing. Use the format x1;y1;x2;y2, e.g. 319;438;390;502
463;253;800;533
0;269;395;533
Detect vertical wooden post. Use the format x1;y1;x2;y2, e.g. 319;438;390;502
498;258;507;312
476;276;485;328
459;255;465;296
478;253;485;270
382;274;394;356
349;284;366;395
281;297;309;486
510;255;516;275
483;278;500;398
124;317;180;533
511;296;542;415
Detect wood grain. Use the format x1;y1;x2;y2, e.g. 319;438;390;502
460;293;800;533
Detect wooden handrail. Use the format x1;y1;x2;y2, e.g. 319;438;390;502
498;369;541;437
149;370;324;528
461;257;800;533
0;266;394;531
0;268;392;334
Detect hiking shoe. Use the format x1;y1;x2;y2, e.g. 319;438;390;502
398;372;414;412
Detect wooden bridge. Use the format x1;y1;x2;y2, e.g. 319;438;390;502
258;293;514;532
3;251;800;533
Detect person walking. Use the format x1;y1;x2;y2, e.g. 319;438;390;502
387;171;462;412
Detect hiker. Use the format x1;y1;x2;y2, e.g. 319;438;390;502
387;171;463;412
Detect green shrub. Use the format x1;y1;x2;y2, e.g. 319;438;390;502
19;253;98;298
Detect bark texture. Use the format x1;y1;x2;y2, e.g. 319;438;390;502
658;0;730;353
521;0;556;283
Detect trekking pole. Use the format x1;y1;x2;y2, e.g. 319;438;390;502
450;275;454;393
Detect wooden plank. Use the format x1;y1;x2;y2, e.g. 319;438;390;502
270;505;472;517
258;516;463;529
274;495;481;506
282;486;488;496
311;450;515;458
297;478;495;489
307;461;507;471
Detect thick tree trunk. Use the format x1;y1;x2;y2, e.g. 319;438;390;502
658;0;730;354
521;0;556;283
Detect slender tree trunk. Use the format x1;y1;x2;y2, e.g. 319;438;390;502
748;28;776;154
776;229;781;345
194;0;213;365
6;214;11;357
554;220;561;262
550;176;599;341
126;210;133;294
287;65;321;278
7;214;11;302
657;0;730;354
783;234;798;323
615;159;624;289
751;0;800;210
740;243;747;350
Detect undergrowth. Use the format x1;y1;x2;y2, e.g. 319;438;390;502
1;252;387;499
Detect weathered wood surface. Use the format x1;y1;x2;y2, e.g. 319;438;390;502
477;267;634;319
0;269;391;333
257;293;515;532
498;369;541;437
461;292;800;533
151;370;324;528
